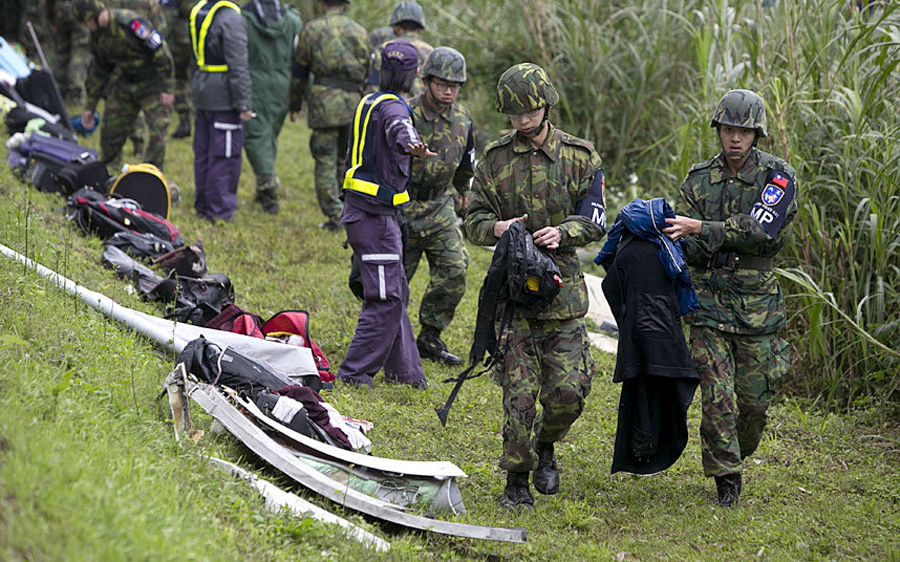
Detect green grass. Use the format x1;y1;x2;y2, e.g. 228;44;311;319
1;107;899;560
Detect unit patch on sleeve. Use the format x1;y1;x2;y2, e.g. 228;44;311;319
576;168;607;232
749;169;795;238
130;18;163;52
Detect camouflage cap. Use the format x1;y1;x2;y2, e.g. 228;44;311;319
382;39;418;71
495;63;559;114
421;47;466;83
72;0;107;23
389;1;426;29
710;89;768;138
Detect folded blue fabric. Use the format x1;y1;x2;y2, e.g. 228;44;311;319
595;197;699;316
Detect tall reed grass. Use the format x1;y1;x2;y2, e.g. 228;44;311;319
340;0;900;407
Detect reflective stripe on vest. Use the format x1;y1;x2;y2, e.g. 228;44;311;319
190;0;241;72
342;93;411;206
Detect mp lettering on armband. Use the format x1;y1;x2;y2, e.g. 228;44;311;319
130;19;162;52
576;168;606;231
748;169;795;238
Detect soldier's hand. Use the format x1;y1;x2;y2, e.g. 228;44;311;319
663;215;702;241
493;214;528;238
533;225;561;250
159;93;174;108
82;110;95;130
290;111;299;123
408;142;436;158
239;110;254;122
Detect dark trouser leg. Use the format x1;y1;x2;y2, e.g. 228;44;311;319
309;127;344;222
338;207;424;386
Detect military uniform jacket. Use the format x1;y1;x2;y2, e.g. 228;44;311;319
405;94;474;237
466;124;605;320
85;9;175;112
289;11;369;129
677;148;799;335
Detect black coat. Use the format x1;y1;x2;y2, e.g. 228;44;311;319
602;234;699;475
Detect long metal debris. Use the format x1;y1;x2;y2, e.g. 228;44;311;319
0;243;318;378
189;381;527;543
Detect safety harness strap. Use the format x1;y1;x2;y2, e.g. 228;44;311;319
190;0;241;72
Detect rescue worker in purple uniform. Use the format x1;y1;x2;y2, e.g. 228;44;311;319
337;40;435;389
190;0;253;223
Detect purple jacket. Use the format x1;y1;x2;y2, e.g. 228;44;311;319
344;94;421;212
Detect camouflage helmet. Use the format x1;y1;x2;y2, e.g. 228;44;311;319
495;63;559;114
710;89;768;138
421;47;466;83
390;1;426;29
72;0;106;24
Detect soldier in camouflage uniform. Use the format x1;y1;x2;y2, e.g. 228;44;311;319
159;0;194;138
663;89;798;508
103;0;168;158
405;47;475;366
50;0;91;104
465;63;606;510
365;1;432;98
75;0;174;172
288;0;368;231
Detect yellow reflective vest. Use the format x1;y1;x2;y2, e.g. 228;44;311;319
343;92;412;206
190;0;241;72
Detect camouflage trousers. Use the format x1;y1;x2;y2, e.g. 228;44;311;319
690;326;790;477
49;19;89;102
168;13;193;120
102;84;170;171
494;316;594;472
403;220;469;332
309;126;350;221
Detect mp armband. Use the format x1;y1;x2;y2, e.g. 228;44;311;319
130;18;163;53
575;168;607;231
749;169;796;238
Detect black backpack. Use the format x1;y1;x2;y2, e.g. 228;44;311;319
470;220;562;365
107;231;177;261
66;188;184;246
149;273;235;325
505;220;563;312
436;221;564;426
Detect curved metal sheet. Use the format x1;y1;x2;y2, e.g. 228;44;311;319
189;384;527;543
225;386;467;479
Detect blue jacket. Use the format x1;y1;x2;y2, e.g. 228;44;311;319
595;198;699;315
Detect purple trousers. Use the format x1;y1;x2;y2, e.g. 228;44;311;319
194;109;243;220
337;199;425;387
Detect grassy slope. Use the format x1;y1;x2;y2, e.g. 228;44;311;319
0;113;898;561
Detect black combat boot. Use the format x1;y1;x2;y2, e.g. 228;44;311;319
416;326;462;366
714;473;741;507
172;116;191;139
498;471;534;511
532;440;560;495
255;187;279;215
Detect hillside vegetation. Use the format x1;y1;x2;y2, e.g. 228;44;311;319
1;0;899;560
